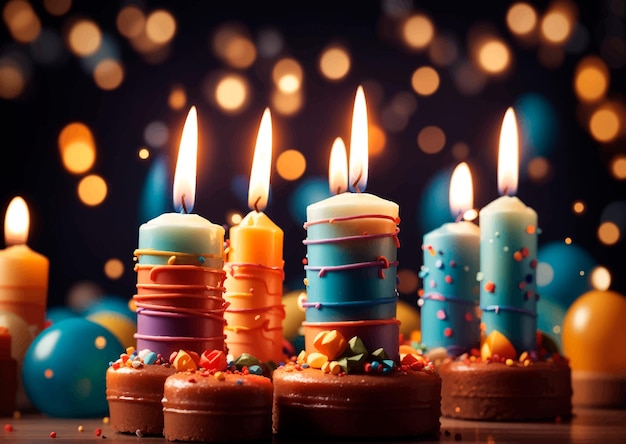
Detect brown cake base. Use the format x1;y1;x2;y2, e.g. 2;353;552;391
162;371;273;442
571;370;626;408
272;366;441;439
106;364;176;435
439;360;572;421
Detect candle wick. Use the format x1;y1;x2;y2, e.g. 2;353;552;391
352;169;362;193
336;186;341;195
455;212;463;223
253;195;261;213
181;194;188;214
503;186;509;196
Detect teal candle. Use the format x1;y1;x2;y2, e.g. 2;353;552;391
420;221;480;355
479;195;538;353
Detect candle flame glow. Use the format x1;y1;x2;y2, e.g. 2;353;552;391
498;107;519;196
449;162;474;219
349;85;368;192
4;196;29;246
173;106;198;213
248;107;273;211
329;137;348;195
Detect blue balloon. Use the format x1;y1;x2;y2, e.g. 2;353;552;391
417;168;453;234
288;177;331;226
22;318;123;418
536;241;597;309
46;306;79;324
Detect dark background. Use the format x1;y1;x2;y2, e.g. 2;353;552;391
1;0;624;319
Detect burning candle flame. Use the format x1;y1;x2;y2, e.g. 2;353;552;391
173;106;198;213
248;107;273;211
349;85;368;193
498;107;519;196
4;196;29;246
449;162;474;219
329;137;348;195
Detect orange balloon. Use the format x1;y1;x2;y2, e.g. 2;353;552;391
562;289;626;373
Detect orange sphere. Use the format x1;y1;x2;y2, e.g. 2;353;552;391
562;289;626;373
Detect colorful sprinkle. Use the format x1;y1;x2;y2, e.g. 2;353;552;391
464;312;473;322
435;259;444;269
49;431;57;438
436;309;447;320
449;260;456;267
94;428;102;437
445;275;453;284
513;251;523;261
4;424;13;432
77;425;84;433
526;225;536;234
429;280;436;288
484;281;496;293
444;328;453;337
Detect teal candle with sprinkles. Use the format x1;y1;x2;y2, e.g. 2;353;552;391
479;108;538;357
420;163;480;356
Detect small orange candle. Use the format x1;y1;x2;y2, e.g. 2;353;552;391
0;197;49;331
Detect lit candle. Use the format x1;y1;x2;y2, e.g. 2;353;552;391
0;196;49;332
479;107;538;358
133;106;227;357
135;107;225;268
301;86;401;359
224;108;285;363
420;162;480;356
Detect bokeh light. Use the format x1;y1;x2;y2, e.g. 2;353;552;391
228;211;243;226
369;124;386;156
506;3;538;36
273;58;303;93
476;39;511;74
104;258;124;280
574;56;609;103
0;56;26;99
589;105;620;143
319;45;351;81
597;221;620;245
77;174;108;206
610;154;626;180
93;59;124;90
58;122;96;175
276;149;307;181
43;0;71;17
271;89;303;116
257;27;283;58
145;9;176;45
402;14;434;50
397;269;419;295
214;74;249;113
572;200;585;214
590;266;611;291
527;156;551;182
451;142;470;160
417;125;446;154
3;0;41;43
411;66;439;96
116;5;145;39
67;19;102;57
540;7;574;44
428;33;459;66
168;84;187;110
144;121;168;148
138;147;150;160
212;25;256;68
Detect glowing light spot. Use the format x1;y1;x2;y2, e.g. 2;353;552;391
541;10;573;44
477;39;511;74
417;125;446;154
319;46;351;81
402;14;434;50
411;66;439;96
572;201;585;214
273;58;303;93
464;209;478;221
213;25;256;68
590;266;611;290
228;212;242;225
451;142;469;160
104;258;124;280
94;336;107;350
527;156;551;182
610;154;626;180
369;124;386;156
144;121;168;148
597;221;620;245
168;85;187;110
276;149;306;181
271;89;303;116
44;369;54;379
564;237;572;244
574;56;609;103
43;0;71;16
93;59;124;90
3;0;41;43
145;9;176;45
506;3;537;36
62;141;96;174
77;175;108;207
0;58;25;99
215;75;248;112
397;269;419;295
138;147;150;160
589;106;620;143
68;19;102;57
116;5;145;39
536;262;554;286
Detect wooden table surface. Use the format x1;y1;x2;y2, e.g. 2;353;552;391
2;407;625;443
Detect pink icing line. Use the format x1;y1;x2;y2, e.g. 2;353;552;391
134;333;226;342
305;256;398;278
135;301;229;320
136;283;225;292
133;293;225;301
303;213;400;228
302;227;400;246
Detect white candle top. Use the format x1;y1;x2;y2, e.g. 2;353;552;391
479;195;537;217
306;192;399;221
143;212;223;229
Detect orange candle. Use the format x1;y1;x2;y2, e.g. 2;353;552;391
0;197;49;332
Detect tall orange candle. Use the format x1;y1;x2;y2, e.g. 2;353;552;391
0;196;49;332
224;108;285;363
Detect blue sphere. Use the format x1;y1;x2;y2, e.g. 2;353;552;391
289;177;331;226
417;168;453;234
22;318;122;418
